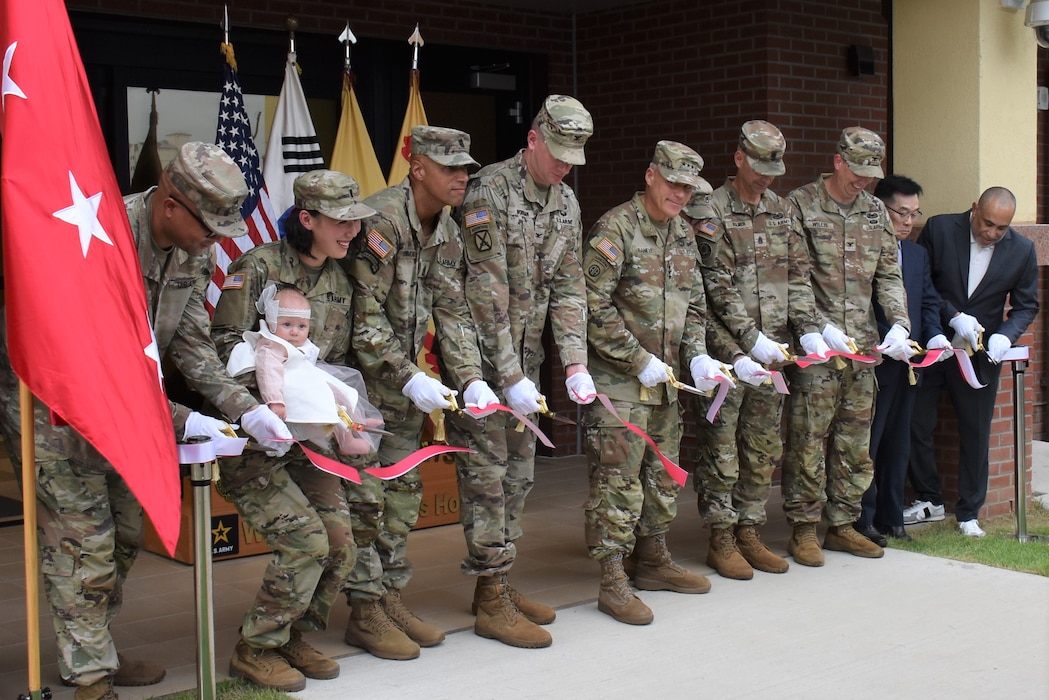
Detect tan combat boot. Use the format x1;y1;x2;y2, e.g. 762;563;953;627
276;627;340;679
622;547;638;579
706;526;754;580
228;640;306;692
473;575;552;648
344;599;421;660
74;677;118;700
382;588;446;647
112;654;165;686
634;534;711;593
787;522;825;567
470;574;556;625
597;552;653;625
824;524;885;558
735;525;789;574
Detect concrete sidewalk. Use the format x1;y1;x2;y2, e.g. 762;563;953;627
297;551;1049;699
288;448;1049;700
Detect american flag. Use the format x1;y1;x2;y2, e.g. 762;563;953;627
211;44;279;313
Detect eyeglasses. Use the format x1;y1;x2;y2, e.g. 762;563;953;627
886;205;922;222
170;195;218;238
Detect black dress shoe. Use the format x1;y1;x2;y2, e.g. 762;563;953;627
854;523;888;547
878;525;913;541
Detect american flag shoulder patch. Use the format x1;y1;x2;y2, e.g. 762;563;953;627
367;229;393;259
595;237;621;263
464;209;491;228
699;221;717;236
222;274;245;290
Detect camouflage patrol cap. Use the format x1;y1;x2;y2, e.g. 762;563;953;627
837;126;885;178
293;170;376;221
411;125;479;168
682;177;715;218
535;95;593;166
651;140;704;189
165;142;249;238
739;120;786;176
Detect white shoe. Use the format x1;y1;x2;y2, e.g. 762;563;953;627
903;500;946;524
958;519;986;538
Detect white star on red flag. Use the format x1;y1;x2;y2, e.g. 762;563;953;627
52;171;114;257
1;40;25;108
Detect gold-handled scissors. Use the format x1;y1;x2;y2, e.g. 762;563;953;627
537;395;577;425
337;406;394;436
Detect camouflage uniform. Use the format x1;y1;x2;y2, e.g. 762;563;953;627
694;175;820;528
341;127;482;603
0;143;255;686
582;144;708;561
448;97;591;577
783;130;909;527
210;174;370;649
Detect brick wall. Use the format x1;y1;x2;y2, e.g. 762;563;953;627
574;0;890;227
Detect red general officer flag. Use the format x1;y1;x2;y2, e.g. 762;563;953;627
0;0;181;553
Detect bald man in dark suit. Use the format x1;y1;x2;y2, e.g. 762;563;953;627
908;187;1039;537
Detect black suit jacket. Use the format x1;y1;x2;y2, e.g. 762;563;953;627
874;240;943;344
919;211;1039;344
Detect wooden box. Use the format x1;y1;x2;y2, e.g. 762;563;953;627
143;477;269;565
413;453;461;529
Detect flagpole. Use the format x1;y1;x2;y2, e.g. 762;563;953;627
20;380;46;700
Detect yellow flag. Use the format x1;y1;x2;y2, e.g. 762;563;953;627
387;69;428;186
331;72;385;199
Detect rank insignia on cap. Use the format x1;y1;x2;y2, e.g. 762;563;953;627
699;222;717;236
464;208;491;228
367;229;393;259
221;273;245;290
595;237;621;263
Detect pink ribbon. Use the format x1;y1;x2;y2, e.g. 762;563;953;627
769;370;790;395
703;376;735;424
364;444;476;480
297;443;364;484
463;404;556;449
793;350;878;368
582;392;690;488
905;348;985;389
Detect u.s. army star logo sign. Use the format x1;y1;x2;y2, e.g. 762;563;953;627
474;228;493;252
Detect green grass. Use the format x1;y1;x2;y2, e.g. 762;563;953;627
890;501;1049;576
154;679;295;700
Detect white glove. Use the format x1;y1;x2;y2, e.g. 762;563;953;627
690;354;732;393
402;372;455;413
636;355;671;388
986;333;1011;363
733;356;771;387
750;332;789;364
822;323;854;353
565;372;597;404
800;332;831;362
948;312;983;350
240;404;294;457
183;412;235;442
926;334;954;363
463;380;500;410
876;323;916;363
505;377;543;415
